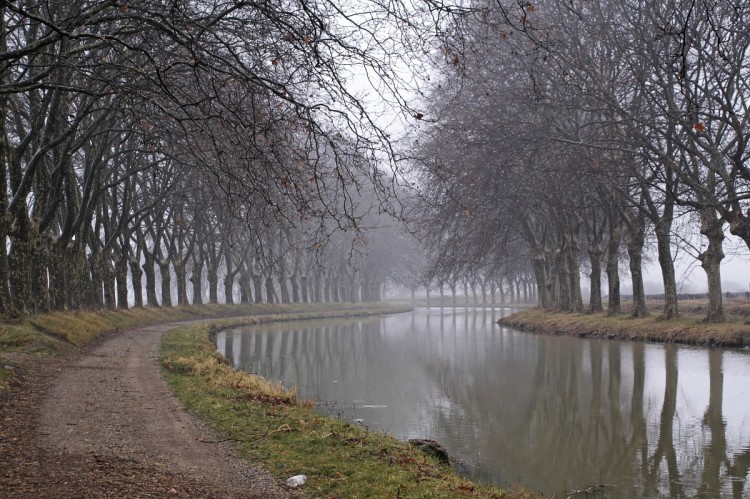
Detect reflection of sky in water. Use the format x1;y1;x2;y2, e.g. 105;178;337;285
216;308;750;498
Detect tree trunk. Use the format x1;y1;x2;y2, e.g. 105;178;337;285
239;271;252;303
130;257;144;307
174;261;188;306
279;273;290;303
300;275;309;303
84;251;102;309
102;252;116;310
223;274;234;305
67;246;89;310
655;222;679;319
627;214;648;318
313;272;322;302
515;279;522;305
115;254;129;309
290;275;299;303
252;274;264;303
606;218;623;316
8;219;32;314
330;278;340;302
567;238;583;312
557;247;572;311
207;266;219;304
265;276;276;304
48;242;67;311
588;245;604;313
699;210;725;322
158;260;172;307
0;71;14;316
190;267;204;305
143;253;158;306
531;254;549;308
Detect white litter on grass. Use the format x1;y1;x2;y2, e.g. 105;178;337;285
286;475;307;488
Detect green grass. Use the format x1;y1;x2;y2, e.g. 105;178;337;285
160;315;534;499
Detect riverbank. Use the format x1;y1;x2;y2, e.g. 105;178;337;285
160;313;534;498
1;303;534;497
499;303;750;348
0;302;409;356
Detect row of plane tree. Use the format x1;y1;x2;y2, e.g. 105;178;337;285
0;0;461;314
410;0;750;322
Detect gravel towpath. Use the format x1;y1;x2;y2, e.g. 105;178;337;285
1;323;292;498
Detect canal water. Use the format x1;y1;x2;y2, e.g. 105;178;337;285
215;308;750;498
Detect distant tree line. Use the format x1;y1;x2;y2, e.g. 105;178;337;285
411;0;750;322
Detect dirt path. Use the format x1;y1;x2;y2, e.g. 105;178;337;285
1;323;293;498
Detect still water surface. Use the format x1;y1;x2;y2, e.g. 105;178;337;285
215;308;750;498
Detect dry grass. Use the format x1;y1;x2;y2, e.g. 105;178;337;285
0;302;406;353
0;303;410;394
166;352;296;405
500;305;750;347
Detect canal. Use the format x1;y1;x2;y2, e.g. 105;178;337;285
216;307;750;498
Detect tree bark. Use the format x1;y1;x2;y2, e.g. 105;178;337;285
174;261;188;306
300;275;309;303
115;254;129;310
279;273;290;303
567;226;583;312
265;276;276;304
626;210;648;317
207;266;219;304
655;221;679;319
698;209;725;322
158;260;172;307
239;270;252;303
290;275;299;303
588;244;604;313
130;256;144;307
606;216;623;316
102;252;116;310
252;274;264;303
143;253;159;306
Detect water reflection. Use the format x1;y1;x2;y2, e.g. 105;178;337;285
216;308;750;498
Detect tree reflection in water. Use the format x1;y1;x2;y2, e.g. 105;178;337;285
216;309;750;498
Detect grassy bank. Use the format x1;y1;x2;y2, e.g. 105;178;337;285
0;302;407;354
0;302;410;392
160;313;533;498
499;304;750;347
